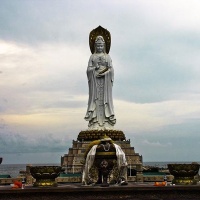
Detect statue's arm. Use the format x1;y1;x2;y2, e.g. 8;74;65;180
88;54;99;70
96;54;114;80
107;54;114;82
107;54;113;68
87;55;95;81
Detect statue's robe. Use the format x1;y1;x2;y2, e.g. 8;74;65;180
85;53;116;129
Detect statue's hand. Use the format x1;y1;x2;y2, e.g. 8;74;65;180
95;64;100;70
96;73;105;77
96;70;109;77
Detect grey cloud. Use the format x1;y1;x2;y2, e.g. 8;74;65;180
1;0;198;99
0;131;71;154
142;140;172;147
0;0;91;45
29;74;87;95
0;118;71;154
127;120;200;162
1;0;200;163
0;119;7;129
43;100;86;109
113;32;198;103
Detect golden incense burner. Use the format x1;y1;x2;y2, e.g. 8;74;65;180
30;166;62;187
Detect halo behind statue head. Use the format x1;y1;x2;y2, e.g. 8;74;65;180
89;26;111;54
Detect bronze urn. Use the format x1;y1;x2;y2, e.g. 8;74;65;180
30;166;62;187
168;163;199;185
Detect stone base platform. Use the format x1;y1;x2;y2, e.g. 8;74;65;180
61;130;143;182
77;130;126;141
1;183;200;200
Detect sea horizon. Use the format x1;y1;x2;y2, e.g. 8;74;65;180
1;160;200;165
1;161;199;178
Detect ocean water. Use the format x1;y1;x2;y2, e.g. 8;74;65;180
0;163;60;178
0;162;199;178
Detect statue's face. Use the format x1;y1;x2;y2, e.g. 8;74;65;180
95;43;104;53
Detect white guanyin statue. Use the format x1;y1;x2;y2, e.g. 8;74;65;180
85;29;116;130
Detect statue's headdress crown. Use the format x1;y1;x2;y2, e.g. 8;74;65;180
95;36;105;44
89;26;111;54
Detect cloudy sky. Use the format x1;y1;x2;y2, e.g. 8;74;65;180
0;0;200;164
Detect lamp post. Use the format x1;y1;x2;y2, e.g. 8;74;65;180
73;158;75;174
129;159;132;177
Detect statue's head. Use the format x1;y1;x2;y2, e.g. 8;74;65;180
94;36;106;53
